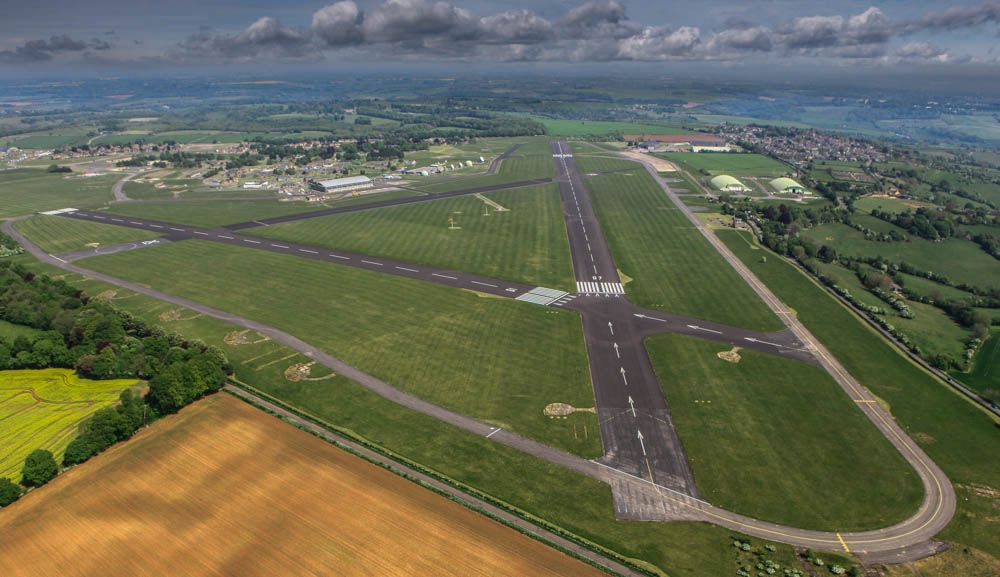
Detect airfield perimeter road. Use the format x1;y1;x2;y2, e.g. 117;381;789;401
6;141;957;561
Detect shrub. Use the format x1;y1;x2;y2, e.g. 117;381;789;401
21;449;58;487
0;477;22;506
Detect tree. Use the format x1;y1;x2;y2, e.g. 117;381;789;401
0;477;22;507
21;449;58;487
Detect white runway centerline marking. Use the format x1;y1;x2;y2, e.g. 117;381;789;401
271;244;289;248
432;273;457;280
169;227;185;232
300;249;319;254
218;235;234;239
243;239;260;244
485;427;502;438
471;281;498;288
361;259;382;265
329;254;349;260
395;266;419;272
194;231;208;236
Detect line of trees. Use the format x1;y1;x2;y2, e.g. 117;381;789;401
0;260;230;508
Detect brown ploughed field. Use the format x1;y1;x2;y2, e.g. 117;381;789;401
0;394;604;577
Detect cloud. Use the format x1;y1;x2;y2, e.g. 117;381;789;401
173;16;310;60
616;26;701;60
900;1;1000;33
559;0;639;40
0;34;111;63
895;41;952;63
773;7;891;58
478;10;553;45
361;0;477;44
708;26;773;53
311;1;364;46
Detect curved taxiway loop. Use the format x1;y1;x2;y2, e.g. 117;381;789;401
613;148;955;560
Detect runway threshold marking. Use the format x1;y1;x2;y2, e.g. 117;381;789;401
836;533;851;553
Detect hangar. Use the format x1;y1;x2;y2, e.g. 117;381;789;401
769;177;808;194
710;174;749;192
309;175;373;194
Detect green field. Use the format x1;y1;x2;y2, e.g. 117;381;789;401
0;169;117;218
0;127;96;149
14;214;160;255
811;261;970;364
800;223;1000;289
101;190;420;228
0;320;42;341
586;170;783;331
79;240;600;457
405;141;555;193
718;229;1000;558
0;368;139;480
251;184;575;290
854;196;934;214
660;153;790;177
953;329;1000;399
647;333;921;530
91;130;335;146
13;254;825;577
898;273;977;302
571;154;645;174
534;118;689;137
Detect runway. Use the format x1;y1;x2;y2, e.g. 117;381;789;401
26;140;956;560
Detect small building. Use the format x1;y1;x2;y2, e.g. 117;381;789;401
769;177;807;194
242;181;266;190
710;174;749;193
309;175;373;194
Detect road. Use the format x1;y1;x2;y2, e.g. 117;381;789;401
111;169;151;202
8;141;958;561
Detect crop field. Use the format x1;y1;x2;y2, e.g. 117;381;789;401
0;394;605;577
647;333;921;530
954;329;1000;397
80;240;600;457
534;118;689;137
252;184;575;290
0;169;117;218
101;190;420;228
14;214;160;255
718;229;1000;558
800;223;1000;289
586;170;783;331
660;153;790;177
0;369;139;480
12;254;828;577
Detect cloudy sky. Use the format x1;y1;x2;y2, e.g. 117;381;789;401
1;0;999;72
